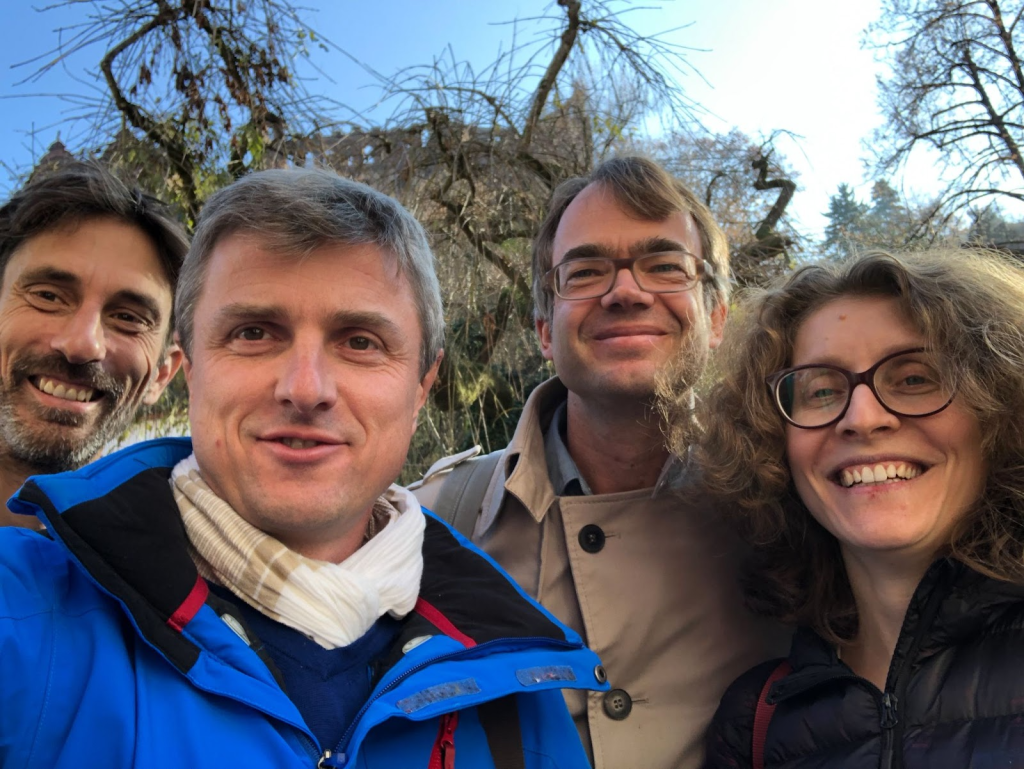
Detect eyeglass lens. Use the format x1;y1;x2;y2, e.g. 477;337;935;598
554;252;700;299
775;351;951;428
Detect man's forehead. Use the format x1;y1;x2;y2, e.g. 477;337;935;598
209;230;399;272
200;232;412;317
7;218;173;302
552;184;700;262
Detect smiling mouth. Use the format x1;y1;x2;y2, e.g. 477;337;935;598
276;437;328;450
838;462;923;488
594;329;666;340
30;376;102;403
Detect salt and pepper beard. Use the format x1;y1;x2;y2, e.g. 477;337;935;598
0;352;131;473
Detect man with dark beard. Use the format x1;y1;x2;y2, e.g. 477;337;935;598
0;162;186;529
413;156;788;769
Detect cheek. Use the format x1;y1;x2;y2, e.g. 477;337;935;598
785;428;822;492
111;342;163;389
664;293;704;325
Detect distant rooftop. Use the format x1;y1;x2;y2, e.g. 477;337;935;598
27;139;76;182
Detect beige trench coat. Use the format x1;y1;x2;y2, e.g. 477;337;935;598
413;377;789;769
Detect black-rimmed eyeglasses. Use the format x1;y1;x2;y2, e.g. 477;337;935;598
765;347;955;429
546;251;711;301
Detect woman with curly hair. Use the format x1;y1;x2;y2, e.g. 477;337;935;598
691;248;1024;768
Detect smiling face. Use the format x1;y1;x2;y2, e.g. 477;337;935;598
0;217;179;472
537;183;725;404
786;294;986;562
182;234;439;561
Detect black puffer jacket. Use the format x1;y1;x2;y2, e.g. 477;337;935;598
705;558;1024;768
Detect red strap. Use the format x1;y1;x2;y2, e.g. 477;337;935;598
752;660;792;769
167;575;209;631
415;597;477;648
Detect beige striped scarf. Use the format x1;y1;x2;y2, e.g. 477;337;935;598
170;453;424;649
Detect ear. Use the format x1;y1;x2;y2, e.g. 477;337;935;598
176;332;194;389
143;342;184;406
535;316;554;362
411;349;443;431
707;300;728;350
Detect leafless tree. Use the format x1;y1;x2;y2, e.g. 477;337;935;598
642;129;800;286
866;0;1024;227
14;0;348;222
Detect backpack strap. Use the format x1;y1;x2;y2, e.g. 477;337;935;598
477;695;525;769
752;660;792;769
433;449;504;537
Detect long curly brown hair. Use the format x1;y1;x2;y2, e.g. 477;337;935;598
684;248;1024;642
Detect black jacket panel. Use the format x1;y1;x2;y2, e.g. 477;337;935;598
705;559;1024;769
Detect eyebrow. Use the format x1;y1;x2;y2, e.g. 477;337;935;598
18;266;164;325
558;237;694;263
213;303;405;339
796;345;929;369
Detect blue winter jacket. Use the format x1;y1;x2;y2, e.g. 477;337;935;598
0;438;607;769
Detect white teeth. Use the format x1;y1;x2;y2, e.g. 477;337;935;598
839;462;923;487
37;377;95;403
281;438;319;449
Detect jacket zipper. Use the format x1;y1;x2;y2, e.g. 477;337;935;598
877;566;953;769
427;711;459;769
878;691;899;769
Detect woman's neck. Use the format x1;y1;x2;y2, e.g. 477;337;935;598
838;546;934;690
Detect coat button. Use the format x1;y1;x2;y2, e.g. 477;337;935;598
603;688;632;720
578;524;606;553
594;665;607;684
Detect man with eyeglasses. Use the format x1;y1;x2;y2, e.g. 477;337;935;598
412;156;787;769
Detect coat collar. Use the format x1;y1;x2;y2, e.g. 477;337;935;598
771;558;1024;702
10;438;579;676
483;377;684;535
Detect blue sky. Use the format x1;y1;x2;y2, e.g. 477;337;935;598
0;1;893;240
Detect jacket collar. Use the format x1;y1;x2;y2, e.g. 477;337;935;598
771;558;1024;702
496;376;564;523
10;438;580;676
485;376;684;532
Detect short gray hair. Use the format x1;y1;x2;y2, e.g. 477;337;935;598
175;168;444;376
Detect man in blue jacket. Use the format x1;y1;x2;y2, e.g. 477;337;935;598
0;168;605;768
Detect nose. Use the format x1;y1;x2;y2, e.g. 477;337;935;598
600;266;653;310
835;382;900;436
50;307;105;364
274;340;338;414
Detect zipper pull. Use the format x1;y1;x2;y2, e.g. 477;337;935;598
880;691;899;729
442;735;456;769
429;712;459;769
318;749;347;768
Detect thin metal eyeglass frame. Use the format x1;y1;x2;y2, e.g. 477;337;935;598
545;252;712;301
764;347;955;429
